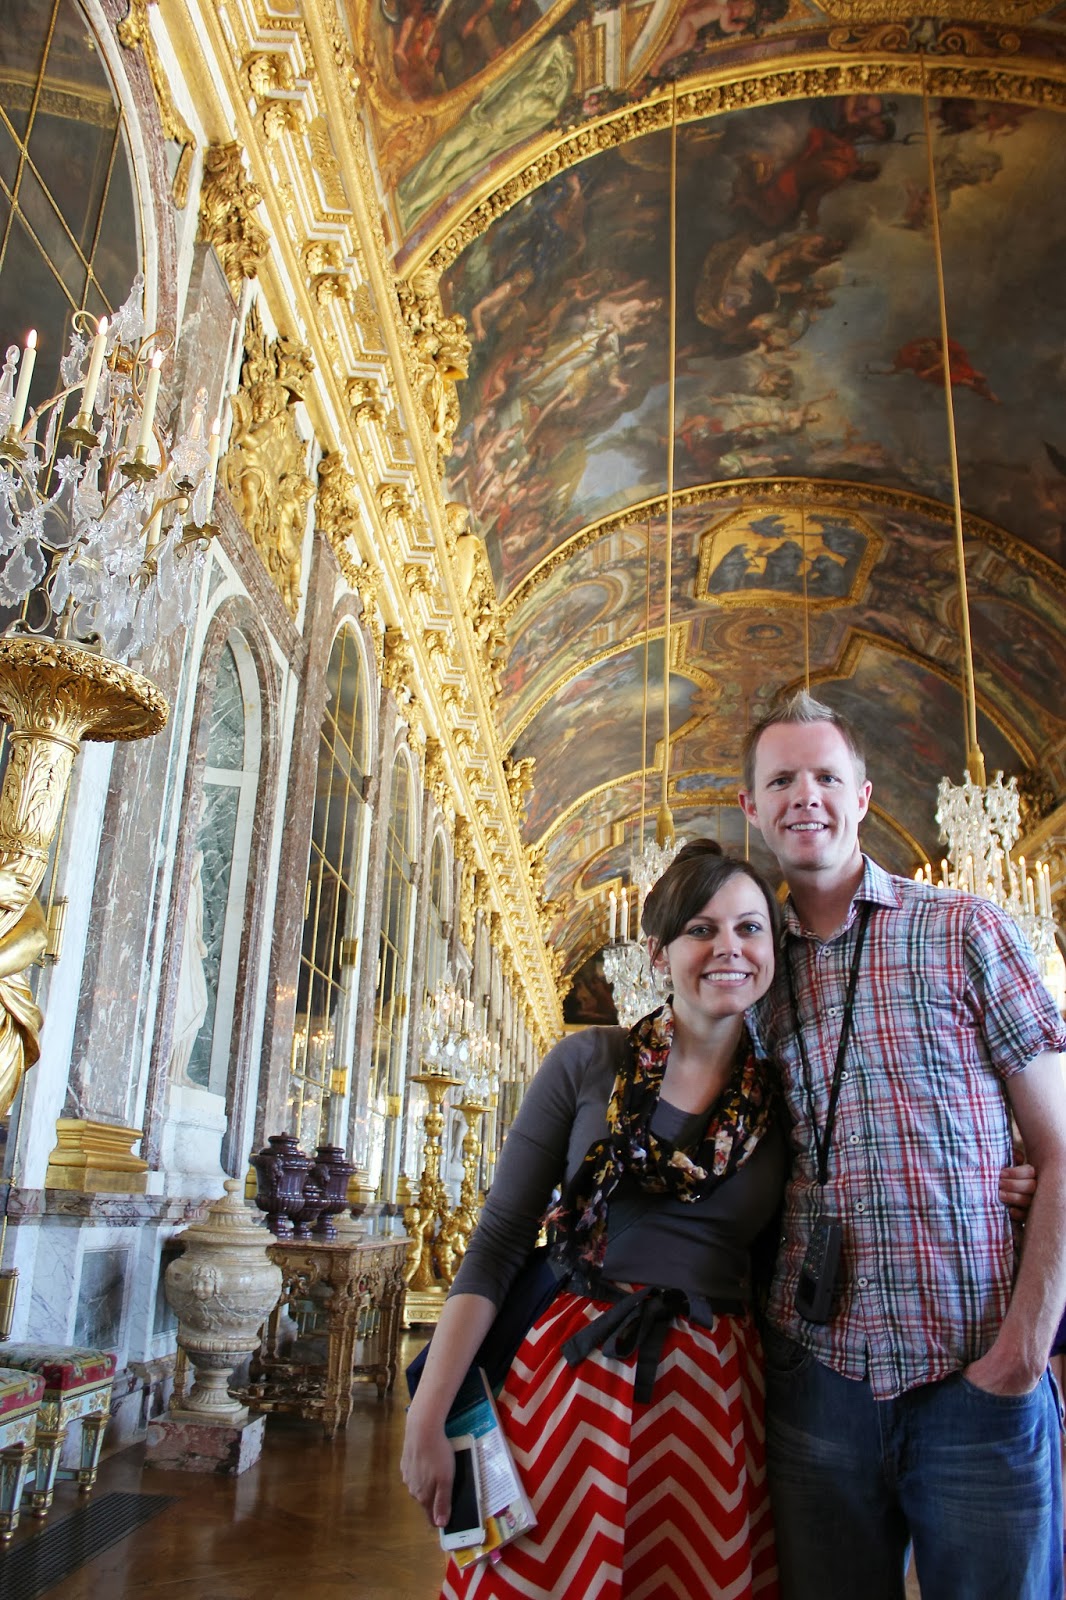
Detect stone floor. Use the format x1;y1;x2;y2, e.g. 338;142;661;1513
0;1336;941;1598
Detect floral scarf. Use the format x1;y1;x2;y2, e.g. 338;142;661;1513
545;1002;777;1273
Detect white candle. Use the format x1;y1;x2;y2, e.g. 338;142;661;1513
10;330;36;433
609;891;617;943
81;316;108;417
620;888;629;942
136;350;164;452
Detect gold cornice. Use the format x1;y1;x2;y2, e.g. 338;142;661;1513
408;54;1066;278
502;476;1066;622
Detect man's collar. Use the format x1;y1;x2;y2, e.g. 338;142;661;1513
783;854;900;938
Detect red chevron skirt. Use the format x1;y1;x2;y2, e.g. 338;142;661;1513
441;1289;779;1600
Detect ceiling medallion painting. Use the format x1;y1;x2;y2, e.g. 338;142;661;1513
695;505;881;607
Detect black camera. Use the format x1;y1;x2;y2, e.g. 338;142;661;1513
793;1219;843;1323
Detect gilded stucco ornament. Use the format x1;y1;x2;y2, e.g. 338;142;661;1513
502;755;535;823
118;0;196;207
222;303;315;614
346;376;385;427
395;272;471;473
315;450;366;588
423;737;448;809
381;627;410;696
244;50;296;99
197;142;271;295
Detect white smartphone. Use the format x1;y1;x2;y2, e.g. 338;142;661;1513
439;1434;485;1551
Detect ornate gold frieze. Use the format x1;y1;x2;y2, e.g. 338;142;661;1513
197;141;271;294
222;302;315;613
395;271;471;474
413;59;1066;279
353;284;387;356
827;20;1020;50
117;0;196;207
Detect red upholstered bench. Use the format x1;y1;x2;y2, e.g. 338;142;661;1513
0;1345;116;1516
0;1366;45;1539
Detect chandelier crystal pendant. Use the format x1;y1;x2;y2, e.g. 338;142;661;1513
914;67;1061;993
0;276;221;664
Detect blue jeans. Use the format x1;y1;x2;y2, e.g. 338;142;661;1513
763;1325;1064;1600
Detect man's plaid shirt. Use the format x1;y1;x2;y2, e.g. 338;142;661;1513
753;856;1066;1399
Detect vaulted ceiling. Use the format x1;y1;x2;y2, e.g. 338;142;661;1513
352;2;1066;1001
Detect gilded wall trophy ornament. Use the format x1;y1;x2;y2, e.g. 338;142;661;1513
223;304;315;614
197;142;271;295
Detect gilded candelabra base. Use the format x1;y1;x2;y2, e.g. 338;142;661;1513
0;637;167;1121
454;1099;488;1263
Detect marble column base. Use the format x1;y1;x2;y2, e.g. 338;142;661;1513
144;1410;266;1476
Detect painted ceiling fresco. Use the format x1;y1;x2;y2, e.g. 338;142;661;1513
357;4;1066;1003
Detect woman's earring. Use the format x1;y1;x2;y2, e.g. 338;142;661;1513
653;961;672;996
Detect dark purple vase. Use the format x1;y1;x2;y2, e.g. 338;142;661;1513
310;1145;356;1241
288;1177;325;1240
250;1132;313;1239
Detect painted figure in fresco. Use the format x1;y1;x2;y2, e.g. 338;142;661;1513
396;35;576;228
731;124;888;233
385;0;552;100
869;335;998;402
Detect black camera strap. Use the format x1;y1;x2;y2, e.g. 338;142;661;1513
784;903;872;1189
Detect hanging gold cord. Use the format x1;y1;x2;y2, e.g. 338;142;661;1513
657;81;678;849
638;511;652;850
921;57;985;785
800;505;811;693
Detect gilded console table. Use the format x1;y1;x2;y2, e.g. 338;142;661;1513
242;1234;407;1438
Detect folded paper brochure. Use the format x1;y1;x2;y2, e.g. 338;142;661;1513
445;1367;536;1568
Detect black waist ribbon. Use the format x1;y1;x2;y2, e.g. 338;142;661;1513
562;1284;692;1405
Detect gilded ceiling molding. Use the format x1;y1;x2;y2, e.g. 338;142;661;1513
117;0;196;207
502;476;1066;621
423;736;449;811
197;141;271;294
222;302;315;614
502;755;536;826
410;56;1066;279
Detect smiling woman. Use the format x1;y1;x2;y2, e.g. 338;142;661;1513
402;838;788;1599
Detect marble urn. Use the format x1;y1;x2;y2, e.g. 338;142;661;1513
165;1178;283;1421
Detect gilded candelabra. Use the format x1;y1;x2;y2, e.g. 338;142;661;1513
453;1097;488;1259
402;1068;461;1325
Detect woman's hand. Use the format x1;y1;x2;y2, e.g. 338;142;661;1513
999;1161;1036;1223
401;1403;456;1529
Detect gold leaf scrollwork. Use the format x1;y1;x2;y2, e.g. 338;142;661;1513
222;303;315;613
381;627;409;696
118;0;196;207
316;451;364;583
197;142;271;295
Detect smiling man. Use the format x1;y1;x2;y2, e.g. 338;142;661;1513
738;689;1066;1600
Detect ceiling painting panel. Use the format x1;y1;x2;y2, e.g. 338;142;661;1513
441;99;1066;617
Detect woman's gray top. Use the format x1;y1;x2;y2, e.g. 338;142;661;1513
450;1024;786;1320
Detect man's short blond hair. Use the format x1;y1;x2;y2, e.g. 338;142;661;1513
741;689;867;792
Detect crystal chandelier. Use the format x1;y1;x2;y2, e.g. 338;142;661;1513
0;276;220;664
914;71;1060;988
420;972;497;1090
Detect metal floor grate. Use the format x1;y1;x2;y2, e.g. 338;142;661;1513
0;1491;174;1600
